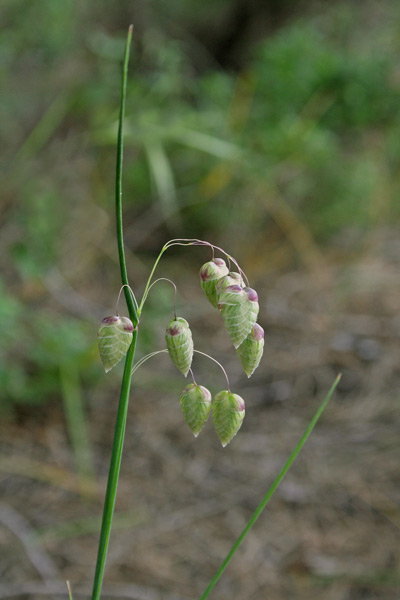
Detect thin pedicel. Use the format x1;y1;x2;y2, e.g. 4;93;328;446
115;284;139;315
142;277;177;319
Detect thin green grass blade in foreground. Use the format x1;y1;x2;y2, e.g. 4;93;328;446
199;373;341;600
67;581;73;600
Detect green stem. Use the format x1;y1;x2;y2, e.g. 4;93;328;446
91;26;136;600
116;25;137;326
91;335;137;600
199;373;341;600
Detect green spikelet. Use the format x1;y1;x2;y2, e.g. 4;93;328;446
237;323;264;377
180;383;212;437
165;317;194;377
212;390;245;447
98;315;134;373
218;285;259;348
215;272;243;299
199;258;229;308
244;287;259;331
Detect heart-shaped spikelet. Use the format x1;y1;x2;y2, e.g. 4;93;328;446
180;383;212;437
199;258;229;308
165;317;194;377
215;271;243;299
212;390;245;447
218;285;259;348
98;315;134;372
236;323;264;377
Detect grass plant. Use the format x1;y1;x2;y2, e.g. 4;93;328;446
90;26;341;600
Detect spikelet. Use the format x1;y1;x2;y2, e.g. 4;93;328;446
215;271;243;299
236;323;264;377
212;390;245;447
199;258;229;308
98;315;134;372
180;383;212;437
243;287;259;331
218;285;259;348
165;317;194;377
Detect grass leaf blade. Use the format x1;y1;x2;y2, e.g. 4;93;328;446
199;373;342;600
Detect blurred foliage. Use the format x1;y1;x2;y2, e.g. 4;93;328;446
1;1;400;410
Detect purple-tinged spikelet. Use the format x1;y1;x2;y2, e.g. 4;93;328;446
180;383;212;437
217;285;259;348
199;258;229;308
98;315;134;372
237;323;264;377
212;390;245;447
215;271;243;299
243;286;259;335
165;317;194;377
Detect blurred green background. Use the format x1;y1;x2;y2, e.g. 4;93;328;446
2;0;400;411
1;1;400;599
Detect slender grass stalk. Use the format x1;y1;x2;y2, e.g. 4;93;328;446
199;373;341;600
91;336;137;600
116;25;137;326
91;26;136;600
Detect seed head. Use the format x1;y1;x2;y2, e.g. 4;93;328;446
212;390;245;447
199;259;229;308
180;383;212;437
98;315;134;372
218;285;259;348
236;323;264;377
215;272;243;299
165;317;194;377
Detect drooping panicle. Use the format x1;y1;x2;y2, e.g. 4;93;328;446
236;323;264;377
217;284;259;348
165;317;194;377
199;258;229;308
212;390;245;447
180;383;212;437
98;315;134;373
